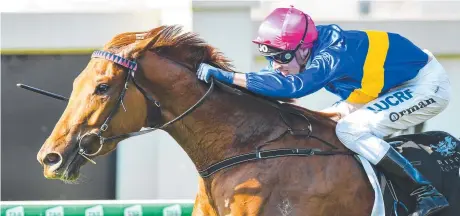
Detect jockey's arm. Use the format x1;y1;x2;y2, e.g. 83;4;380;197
233;52;337;99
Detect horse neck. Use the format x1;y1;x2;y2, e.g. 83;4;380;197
138;51;345;173
157;81;288;171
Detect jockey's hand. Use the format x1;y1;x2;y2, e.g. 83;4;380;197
197;63;234;84
320;111;342;122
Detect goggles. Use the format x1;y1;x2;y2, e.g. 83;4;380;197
264;49;298;64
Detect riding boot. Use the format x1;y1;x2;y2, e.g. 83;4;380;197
376;147;449;216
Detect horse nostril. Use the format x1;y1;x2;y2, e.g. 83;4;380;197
43;152;62;166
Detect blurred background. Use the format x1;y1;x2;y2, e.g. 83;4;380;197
1;0;459;210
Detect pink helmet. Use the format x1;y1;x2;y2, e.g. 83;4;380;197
253;6;318;53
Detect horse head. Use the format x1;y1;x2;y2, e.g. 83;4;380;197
36;30;150;181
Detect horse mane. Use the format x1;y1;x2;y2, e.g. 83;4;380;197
102;25;234;72
102;25;338;126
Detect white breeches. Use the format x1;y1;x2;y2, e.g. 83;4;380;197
328;50;451;165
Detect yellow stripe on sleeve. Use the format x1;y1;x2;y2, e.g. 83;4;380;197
347;31;389;104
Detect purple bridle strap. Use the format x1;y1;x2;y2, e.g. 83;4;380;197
91;50;138;71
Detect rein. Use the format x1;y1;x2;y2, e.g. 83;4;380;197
17;49;352;176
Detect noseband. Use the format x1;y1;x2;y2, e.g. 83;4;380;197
77;50;214;164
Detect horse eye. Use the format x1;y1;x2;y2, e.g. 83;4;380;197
95;84;110;94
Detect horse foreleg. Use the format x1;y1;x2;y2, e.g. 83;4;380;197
192;178;219;216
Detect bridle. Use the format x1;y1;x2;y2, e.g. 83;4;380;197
77;50;215;164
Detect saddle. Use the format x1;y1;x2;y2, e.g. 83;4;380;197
379;131;460;216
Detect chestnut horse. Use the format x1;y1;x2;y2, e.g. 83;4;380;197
36;25;376;215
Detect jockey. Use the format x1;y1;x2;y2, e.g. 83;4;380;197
196;6;451;216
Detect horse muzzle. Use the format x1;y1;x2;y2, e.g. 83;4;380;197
38;149;82;181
